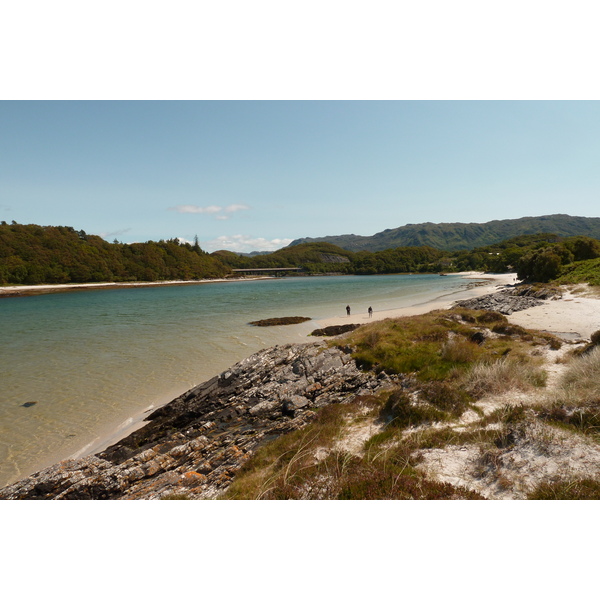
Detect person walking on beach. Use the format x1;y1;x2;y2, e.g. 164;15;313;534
346;305;351;316
368;306;373;318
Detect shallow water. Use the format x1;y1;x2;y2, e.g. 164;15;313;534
0;273;476;487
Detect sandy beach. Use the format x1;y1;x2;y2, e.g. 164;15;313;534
315;272;518;328
73;271;600;461
315;272;600;342
8;270;600;476
508;285;600;340
0;276;273;297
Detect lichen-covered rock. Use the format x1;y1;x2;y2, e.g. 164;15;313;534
0;341;396;500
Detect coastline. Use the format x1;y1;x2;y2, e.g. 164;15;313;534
70;271;516;461
0;276;275;298
314;271;517;329
0;271;512;299
5;269;600;499
6;270;600;491
78;271;599;463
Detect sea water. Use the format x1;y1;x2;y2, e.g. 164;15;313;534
0;273;481;487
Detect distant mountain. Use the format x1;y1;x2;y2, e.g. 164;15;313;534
289;214;600;252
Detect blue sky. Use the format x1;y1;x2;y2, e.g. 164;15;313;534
2;100;600;253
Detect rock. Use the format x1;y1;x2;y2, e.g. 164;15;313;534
248;400;278;416
453;285;559;315
310;324;360;337
0;340;395;500
282;395;310;417
248;317;311;326
470;331;487;345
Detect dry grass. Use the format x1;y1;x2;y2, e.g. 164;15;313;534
551;346;600;406
220;307;600;500
461;358;547;399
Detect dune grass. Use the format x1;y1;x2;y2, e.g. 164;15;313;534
221;392;484;500
220;308;590;500
341;308;553;382
461;358;547;399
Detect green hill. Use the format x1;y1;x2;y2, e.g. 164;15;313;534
0;223;230;285
290;214;600;252
212;242;355;274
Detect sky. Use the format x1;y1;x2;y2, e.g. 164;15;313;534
2;100;600;253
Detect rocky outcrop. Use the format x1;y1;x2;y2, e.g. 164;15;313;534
310;324;360;337
0;341;396;500
249;316;311;326
453;285;562;315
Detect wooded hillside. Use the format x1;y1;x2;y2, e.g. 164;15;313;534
3;220;600;287
0;223;230;284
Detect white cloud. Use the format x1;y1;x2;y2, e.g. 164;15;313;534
225;203;250;213
215;215;230;220
169;205;222;214
203;235;293;253
168;203;251;217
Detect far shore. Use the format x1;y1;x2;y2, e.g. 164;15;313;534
0;276;275;297
0;270;508;298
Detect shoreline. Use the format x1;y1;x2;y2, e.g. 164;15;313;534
70;271;515;461
314;271;517;328
0;276;276;297
0;271;509;298
8;270;600;488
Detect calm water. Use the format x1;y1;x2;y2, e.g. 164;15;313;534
0;273;478;486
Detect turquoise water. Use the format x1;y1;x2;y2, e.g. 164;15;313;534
0;273;478;487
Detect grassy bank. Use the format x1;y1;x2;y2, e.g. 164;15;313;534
219;307;600;500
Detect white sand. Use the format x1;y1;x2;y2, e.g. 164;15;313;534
314;272;518;329
509;287;600;340
0;276;273;295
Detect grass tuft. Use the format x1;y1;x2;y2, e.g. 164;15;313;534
527;479;600;500
461;358;547;399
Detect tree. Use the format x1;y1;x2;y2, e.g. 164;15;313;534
565;236;600;261
517;247;567;282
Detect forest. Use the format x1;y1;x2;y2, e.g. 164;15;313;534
0;223;229;284
2;221;600;286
